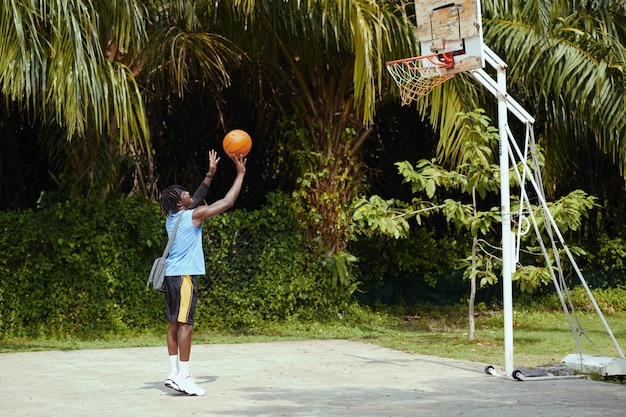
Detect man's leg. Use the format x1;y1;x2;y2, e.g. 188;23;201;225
166;276;205;396
165;277;182;374
167;321;180;355
171;322;204;395
164;321;182;391
177;323;193;361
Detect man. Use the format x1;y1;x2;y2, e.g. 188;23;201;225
158;150;246;396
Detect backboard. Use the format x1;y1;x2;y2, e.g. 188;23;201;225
414;0;484;74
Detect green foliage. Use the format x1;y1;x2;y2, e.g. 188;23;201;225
197;192;358;329
352;195;413;238
396;159;464;198
0;196;165;337
455;109;501;198
519;190;598;241
529;285;626;313
351;228;469;307
0;192;357;337
353;111;501;240
459;249;500;288
355;109;598;294
585;231;626;288
287;123;364;255
509;191;597;294
593;234;626;274
513;265;552;294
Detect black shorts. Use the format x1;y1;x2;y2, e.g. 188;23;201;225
164;275;199;324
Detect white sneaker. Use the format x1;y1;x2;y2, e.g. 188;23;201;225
172;373;206;396
165;372;183;392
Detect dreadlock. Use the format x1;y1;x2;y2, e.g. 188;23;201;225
159;185;187;215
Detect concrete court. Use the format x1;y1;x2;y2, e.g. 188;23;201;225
2;339;625;417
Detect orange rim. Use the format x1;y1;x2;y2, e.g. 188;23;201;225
385;52;455;69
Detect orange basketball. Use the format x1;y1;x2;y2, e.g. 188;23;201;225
223;129;252;157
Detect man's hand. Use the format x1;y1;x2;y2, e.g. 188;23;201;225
208;149;220;176
230;155;247;176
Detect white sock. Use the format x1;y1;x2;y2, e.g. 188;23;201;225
169;355;178;374
179;360;190;377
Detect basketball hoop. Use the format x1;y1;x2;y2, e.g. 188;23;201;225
385;53;455;104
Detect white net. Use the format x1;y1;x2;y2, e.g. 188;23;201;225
386;57;455;105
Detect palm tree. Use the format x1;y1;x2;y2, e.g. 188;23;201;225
0;0;150;145
215;0;421;255
129;0;241;198
0;0;149;198
0;0;240;200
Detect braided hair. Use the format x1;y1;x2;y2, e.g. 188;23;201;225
159;185;187;215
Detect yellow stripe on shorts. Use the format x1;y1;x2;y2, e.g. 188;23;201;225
178;275;193;323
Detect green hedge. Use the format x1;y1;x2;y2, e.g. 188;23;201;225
0;193;353;337
351;228;472;307
197;192;355;329
0;196;165;337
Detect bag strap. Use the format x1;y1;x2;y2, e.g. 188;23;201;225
162;214;183;258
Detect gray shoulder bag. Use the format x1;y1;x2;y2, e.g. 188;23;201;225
147;214;183;293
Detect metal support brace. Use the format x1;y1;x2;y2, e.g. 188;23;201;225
472;45;535;125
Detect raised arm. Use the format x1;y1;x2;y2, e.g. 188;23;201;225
189;150;220;209
192;155;246;227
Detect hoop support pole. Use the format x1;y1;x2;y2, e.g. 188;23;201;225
471;42;515;376
495;55;515;378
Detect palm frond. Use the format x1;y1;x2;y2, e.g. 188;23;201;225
0;0;149;144
482;0;626;179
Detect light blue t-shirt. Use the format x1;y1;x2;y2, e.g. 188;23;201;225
164;210;205;276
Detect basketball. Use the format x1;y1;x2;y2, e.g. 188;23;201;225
223;129;252;157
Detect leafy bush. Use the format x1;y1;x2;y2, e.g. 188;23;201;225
0;196;165;337
583;232;626;288
535;286;626;313
0;193;357;337
350;228;471;308
197;193;357;329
